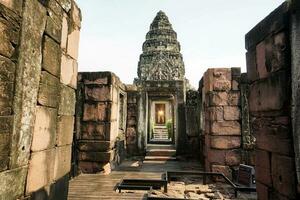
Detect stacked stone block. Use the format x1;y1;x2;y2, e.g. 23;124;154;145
0;0;81;199
202;68;242;179
125;84;140;156
76;72;127;174
246;2;298;199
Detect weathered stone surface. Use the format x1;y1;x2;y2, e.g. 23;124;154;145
45;11;62;43
213;68;232;81
206;149;226;165
0;133;10;171
256;182;269;200
31;106;57;152
271;154;297;199
210;136;241;149
0;21;15;58
78;161;106;174
78;141;114;152
57;0;72;12
207;107;223;121
85;86;111;102
0;55;15;82
60;53;77;88
126;127;137;144
211;164;232;180
256;41;268;79
246;50;258;82
223;106;240;121
81;122;109;140
58;84;75;115
0;0;23;14
26;149;55;194
231;79;239;90
42;35;61;77
61;13;68;49
209;92;228;106
0;82;13;115
38;71;59;108
213;80;231;91
0;166;27;200
56;115;74;146
47;0;63;17
10;0;47;168
228;91;240;106
255;149;272;186
54;145;72;180
78;150;115;162
249;70;287;112
67;28;80;59
211;121;241;135
70;1;81;28
83;103;108;122
225;150;241;166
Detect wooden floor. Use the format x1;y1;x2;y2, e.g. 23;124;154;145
68;159;202;200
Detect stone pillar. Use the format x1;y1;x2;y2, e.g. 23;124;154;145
0;0;81;199
246;2;298;199
76;72;127;174
202;68;242;180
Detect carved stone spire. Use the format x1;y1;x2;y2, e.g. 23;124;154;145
137;11;185;81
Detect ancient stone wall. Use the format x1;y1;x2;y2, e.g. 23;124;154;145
0;0;81;199
246;2;299;199
201;68;242;179
76;72;127;174
125;84;140;156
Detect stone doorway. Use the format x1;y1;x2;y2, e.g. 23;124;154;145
148;100;174;144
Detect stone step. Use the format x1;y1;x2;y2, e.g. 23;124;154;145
146;145;175;150
146;149;176;157
144;156;177;161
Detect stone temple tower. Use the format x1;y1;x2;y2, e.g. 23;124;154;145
135;11;186;153
137;10;185;81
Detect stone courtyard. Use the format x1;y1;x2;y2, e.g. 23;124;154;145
0;0;300;200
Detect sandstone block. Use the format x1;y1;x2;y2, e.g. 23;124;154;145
78;141;114;152
67;28;80;59
210;136;241;149
110;121;118;141
61;14;68;49
58;0;72;12
78;150;115;163
231;80;239;90
206;149;226;165
47;0;63;17
126;127;137;144
56;115;74;146
207;107;223;121
0;21;15;58
45;11;62;43
256;182;269;200
255;150;272;187
83;103;108;122
209;92;228;106
38;71;59;108
78;161;106;174
271;154;297;198
223;106;240;121
60;53;77;88
228;91;240;106
31;106;57;152
42;35;61;77
0;133;10;171
249;71;287;112
211;121;241;135
213;68;231;80
246;50;258;82
81;122;109;140
0;166;27;200
0;82;13;115
70;1;81;28
54;145;72;180
225;150;241;166
0;55;15;82
213;80;231;91
9;0;47;168
58;84;76;116
26;149;55;193
83;77;108;85
256;41;268;79
211;164;232;181
0;0;23;14
85;86;111;102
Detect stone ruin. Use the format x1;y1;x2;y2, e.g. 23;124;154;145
0;0;300;200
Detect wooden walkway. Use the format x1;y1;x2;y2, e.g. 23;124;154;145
68;159;202;200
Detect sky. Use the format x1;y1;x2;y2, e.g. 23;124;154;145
76;0;285;87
